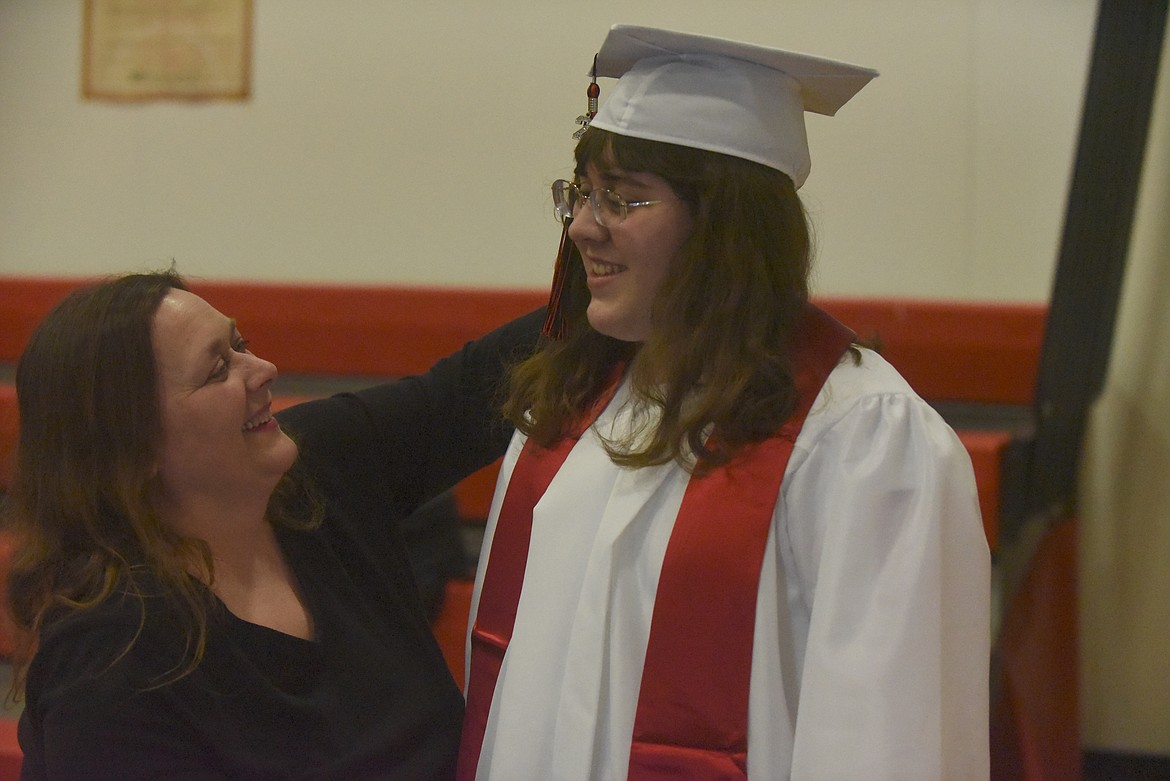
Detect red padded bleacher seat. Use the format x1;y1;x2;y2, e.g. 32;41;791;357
955;429;1013;551
0;719;20;781
431;579;473;691
0;385;17;492
991;517;1079;781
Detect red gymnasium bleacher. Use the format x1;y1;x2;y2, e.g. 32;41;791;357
1;276;1045;547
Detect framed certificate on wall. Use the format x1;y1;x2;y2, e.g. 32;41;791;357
82;0;252;102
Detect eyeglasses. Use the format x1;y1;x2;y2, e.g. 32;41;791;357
551;179;669;228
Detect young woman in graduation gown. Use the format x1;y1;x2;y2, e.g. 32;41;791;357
458;25;991;781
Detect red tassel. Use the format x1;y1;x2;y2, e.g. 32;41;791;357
541;224;575;340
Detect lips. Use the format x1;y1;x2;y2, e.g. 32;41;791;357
585;256;626;278
242;404;274;432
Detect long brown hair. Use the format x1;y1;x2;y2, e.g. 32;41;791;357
503;128;813;472
2;270;321;699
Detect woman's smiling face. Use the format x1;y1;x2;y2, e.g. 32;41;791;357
567;162;694;343
151;288;298;513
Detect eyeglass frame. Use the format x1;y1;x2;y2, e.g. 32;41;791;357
551;179;672;228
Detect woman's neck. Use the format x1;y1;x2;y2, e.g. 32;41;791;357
207;528;315;641
160;495;315;641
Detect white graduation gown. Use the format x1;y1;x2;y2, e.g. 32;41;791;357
466;347;991;780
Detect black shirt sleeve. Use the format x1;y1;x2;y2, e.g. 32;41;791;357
276;308;544;523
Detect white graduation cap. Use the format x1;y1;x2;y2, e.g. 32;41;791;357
586;24;878;188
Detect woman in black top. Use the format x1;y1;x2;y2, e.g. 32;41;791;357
4;269;541;780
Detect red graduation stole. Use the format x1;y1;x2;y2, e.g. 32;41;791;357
457;304;855;781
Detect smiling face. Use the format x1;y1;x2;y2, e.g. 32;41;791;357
567;162;694;342
151;289;297;516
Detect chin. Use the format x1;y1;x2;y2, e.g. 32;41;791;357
270;435;300;474
586;307;648;343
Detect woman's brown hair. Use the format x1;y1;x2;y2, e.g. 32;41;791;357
503;128;813;473
2;270;321;700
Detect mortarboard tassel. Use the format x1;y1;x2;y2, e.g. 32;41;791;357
541;223;575;340
545;56;601;339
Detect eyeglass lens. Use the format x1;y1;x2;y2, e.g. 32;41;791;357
552;180;626;227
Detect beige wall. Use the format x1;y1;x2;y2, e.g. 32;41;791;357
0;0;1096;300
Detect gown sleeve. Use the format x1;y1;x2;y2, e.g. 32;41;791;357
781;386;991;780
275;308;544;523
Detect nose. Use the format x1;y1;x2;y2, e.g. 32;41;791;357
567;208;608;245
243;351;278;392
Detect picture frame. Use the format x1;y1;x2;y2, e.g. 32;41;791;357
82;0;252;102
